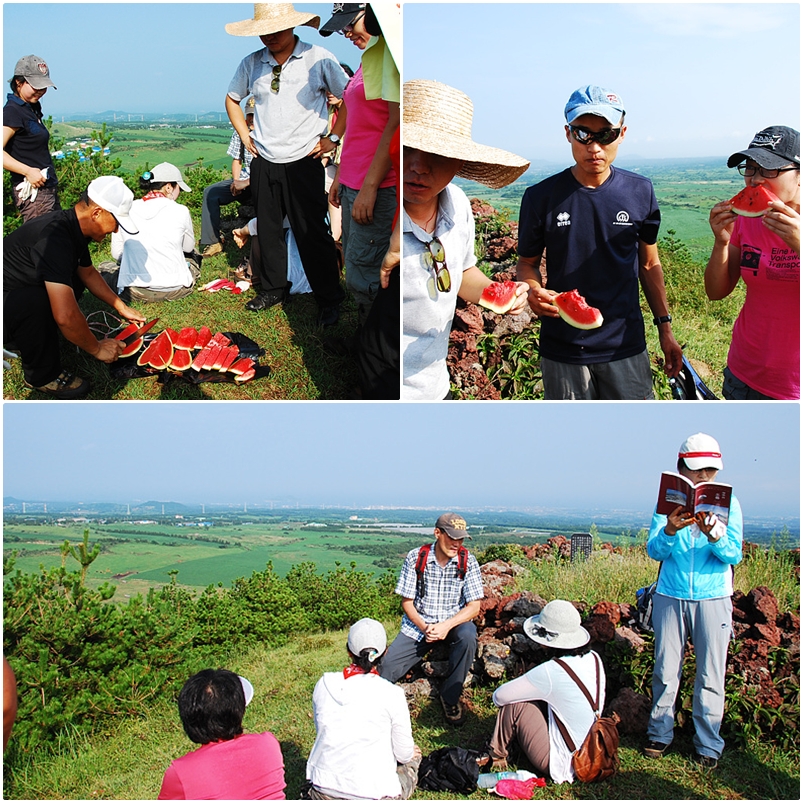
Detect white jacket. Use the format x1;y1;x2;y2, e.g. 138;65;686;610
112;196;194;291
306;671;415;799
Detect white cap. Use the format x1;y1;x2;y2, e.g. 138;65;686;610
347;618;387;661
150;162;191;192
678;433;723;470
239;675;254;706
87;176;138;234
523;600;590;649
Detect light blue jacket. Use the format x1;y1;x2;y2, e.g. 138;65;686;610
647;495;743;600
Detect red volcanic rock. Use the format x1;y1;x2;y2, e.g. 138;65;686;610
584;614;616;643
614;626;646;653
607;687;651;734
749;586;780;624
452;302;485;335
751;622;782;647
486;236;517;262
591;600;622;626
470;198;496;220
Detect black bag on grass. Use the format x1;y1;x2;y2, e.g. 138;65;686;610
417;746;480;793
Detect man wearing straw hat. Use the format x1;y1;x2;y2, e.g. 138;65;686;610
516;85;682;400
402;79;531;401
225;4;349;325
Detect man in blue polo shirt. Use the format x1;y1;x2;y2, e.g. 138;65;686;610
225;3;348;326
516;86;682;399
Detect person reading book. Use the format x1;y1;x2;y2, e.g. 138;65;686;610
643;433;743;769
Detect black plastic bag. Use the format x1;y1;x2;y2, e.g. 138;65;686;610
417;746;480;794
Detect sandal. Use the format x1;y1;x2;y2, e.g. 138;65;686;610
25;370;90;399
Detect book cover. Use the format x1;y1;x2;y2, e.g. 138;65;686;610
656;472;732;525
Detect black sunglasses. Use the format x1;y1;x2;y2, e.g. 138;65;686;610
271;64;282;93
568;124;623;146
336;9;366;35
532;625;559;642
737;164;798;179
426;237;451;293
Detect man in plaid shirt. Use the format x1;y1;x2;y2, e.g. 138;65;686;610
379;513;484;725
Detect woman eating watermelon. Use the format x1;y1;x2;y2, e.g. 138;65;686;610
705;126;799;400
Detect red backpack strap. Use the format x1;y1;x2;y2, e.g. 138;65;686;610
415;543;431;599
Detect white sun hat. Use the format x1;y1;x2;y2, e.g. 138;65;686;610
523;600;590;649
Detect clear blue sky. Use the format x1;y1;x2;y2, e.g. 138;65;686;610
3;4;363;117
404;2;801;163
3;402;799;519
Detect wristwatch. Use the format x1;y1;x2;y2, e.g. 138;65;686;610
324;133;341;145
653;314;672;325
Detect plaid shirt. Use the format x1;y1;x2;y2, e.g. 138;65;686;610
396;544;484;642
226;132;254;180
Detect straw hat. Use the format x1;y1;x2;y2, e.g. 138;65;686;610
403;80;529;189
523;600;590;650
225;3;320;37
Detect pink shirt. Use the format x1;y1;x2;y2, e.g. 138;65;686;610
338;65;396;191
158;732;286;800
728;216;800;399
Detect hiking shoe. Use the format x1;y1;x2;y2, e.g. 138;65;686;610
441;698;465;726
694;753;718;769
24;371;89;399
246;290;284;312
643;741;668;759
202;242;223;258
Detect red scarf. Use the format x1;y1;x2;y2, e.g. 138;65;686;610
343;663;379;679
142;190;166;202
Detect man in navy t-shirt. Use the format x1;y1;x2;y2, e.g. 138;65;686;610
516;86;682;400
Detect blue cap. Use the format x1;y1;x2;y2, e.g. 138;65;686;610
565;86;625;126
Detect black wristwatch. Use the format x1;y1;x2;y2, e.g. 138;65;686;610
324;133;340;145
653;314;672;325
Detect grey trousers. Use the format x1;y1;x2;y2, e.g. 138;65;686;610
307;756;421;799
489;700;550;776
379;623;477;706
541;349;654;400
97;258;201;303
648;594;733;758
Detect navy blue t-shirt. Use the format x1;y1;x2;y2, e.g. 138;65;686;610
3;93;58;188
518;166;660;364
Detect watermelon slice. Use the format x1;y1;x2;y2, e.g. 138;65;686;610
163;327;179;344
203;344;223;372
208;332;232;349
191;346;212;372
194;326;212;351
229;357;255;376
169;348;193;372
137;330;173;369
235;367;256;383
729;184;779;217
174;327;198;350
218;345;240;372
478;280;519;314
114;323;144;358
553;289;604;330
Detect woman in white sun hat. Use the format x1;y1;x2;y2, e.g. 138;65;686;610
402;79;531;400
481;599;606;784
644;433;743;769
304;618;421;800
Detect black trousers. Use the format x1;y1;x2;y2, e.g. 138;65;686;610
4;285;66;386
356;265;400;399
250;155;344;307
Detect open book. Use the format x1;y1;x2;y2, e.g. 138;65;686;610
656;471;732;525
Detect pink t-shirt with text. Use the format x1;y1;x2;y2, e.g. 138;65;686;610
728;216;800;399
158;731;286;800
338;65;396;191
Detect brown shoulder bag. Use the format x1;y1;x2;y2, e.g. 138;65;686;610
551;653;620;783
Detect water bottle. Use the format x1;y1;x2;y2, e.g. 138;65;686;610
477;769;537;788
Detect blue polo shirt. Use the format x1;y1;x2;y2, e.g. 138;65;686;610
518;166;661;364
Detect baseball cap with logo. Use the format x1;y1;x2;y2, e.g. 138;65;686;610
435;512;471;540
13;55;57;90
87;176;139;235
727;126;800;170
678;433;723;471
565;85;625;126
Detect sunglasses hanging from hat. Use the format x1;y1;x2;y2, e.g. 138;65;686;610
737;164;798;179
424;237;451;293
271;64;282;93
533;625;559;642
568;124;623;146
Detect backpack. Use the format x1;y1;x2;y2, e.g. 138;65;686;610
417;746;480;793
552;654;620;783
415;542;468;600
635;580;658;632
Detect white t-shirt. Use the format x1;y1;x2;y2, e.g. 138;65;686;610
492;651;606;783
402;183;477;400
112;196;194;291
306;671;415;800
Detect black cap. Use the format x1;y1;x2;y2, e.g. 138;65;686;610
320;3;366;37
727;126;800;169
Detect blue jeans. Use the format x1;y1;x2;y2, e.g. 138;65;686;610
648;594;732;757
379;622;477;706
200;180;251;246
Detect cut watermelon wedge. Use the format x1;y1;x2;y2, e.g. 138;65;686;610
120;337;144;359
137;330;173;369
229;357;255;376
553;289;604;330
194;326;213;351
169;348;193;372
729;185;779;217
478;280;519;314
174;327;198;350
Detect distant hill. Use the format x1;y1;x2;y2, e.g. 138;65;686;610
52;111;229;125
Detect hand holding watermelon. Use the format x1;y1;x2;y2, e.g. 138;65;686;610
761;200;800;254
477;280;530;315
